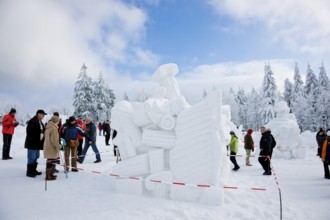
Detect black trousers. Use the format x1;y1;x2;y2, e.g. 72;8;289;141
258;153;271;172
2;133;13;159
77;139;84;158
323;161;330;178
230;151;240;169
105;134;110;145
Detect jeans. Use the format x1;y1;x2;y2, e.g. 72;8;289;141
80;141;101;163
2;133;13;158
99;130;102;136
27;149;40;165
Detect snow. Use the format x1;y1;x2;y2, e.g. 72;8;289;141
0;125;329;220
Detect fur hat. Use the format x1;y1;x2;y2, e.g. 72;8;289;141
51;116;60;123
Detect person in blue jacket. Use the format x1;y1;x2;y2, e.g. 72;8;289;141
78;117;101;164
62;116;85;172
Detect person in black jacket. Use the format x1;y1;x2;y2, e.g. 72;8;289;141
258;126;272;175
25;109;47;178
102;120;111;146
316;128;326;156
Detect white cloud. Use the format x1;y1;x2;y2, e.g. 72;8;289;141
207;0;330;54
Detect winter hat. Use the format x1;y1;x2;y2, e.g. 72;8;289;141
230;131;235;135
68;116;76;122
247;129;253;135
51;116;60;123
10;108;16;113
36;109;47;115
53;112;60;117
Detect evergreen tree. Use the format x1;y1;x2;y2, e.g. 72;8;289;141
260;63;277;125
93;71;115;122
123;92;129;101
223;88;239;126
304;64;318;131
283;78;293;108
235;88;248;129
316;63;330;129
73;64;96;119
246;87;262;130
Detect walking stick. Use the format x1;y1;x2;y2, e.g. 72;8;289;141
60;138;68;178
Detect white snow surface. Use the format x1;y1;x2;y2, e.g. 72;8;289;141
0;126;329;220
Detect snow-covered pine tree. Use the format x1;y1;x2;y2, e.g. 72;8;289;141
260;63;277;125
73;64;97;119
304;64;318;131
290;63;306;131
316;63;330;129
123;92;129;101
283;78;293;109
235;88;248;129
93;71;116;122
246;87;262;130
222;88;239;126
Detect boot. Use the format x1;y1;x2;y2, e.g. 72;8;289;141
33;162;42;175
45;168;56;180
26;164;36;178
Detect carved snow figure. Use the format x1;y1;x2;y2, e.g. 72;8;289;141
265;101;305;159
110;63;230;205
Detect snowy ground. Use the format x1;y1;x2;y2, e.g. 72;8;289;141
0;126;329;220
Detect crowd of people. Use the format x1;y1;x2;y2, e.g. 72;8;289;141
1;108;118;181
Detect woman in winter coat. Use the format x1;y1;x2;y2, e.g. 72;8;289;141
229;131;240;171
244;129;254;166
43;116;62;180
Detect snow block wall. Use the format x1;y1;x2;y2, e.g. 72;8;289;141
110;63;230;205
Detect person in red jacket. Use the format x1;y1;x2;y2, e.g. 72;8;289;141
76;115;86;159
2;108;19;160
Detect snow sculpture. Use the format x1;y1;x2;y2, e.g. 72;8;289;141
265;101;305;159
110;63;230;205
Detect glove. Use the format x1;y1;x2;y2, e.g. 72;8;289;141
252;148;254;152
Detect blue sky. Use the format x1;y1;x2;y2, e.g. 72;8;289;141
1;0;330;114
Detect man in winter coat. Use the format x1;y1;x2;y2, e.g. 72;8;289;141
229;131;240;171
258;126;272;175
25;109;47;178
79;118;101;164
102;120;111;146
2;108;19;160
321;130;330;179
62;116;85;172
244;128;254;166
43;116;62;181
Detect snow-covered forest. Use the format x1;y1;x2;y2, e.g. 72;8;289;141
223;62;330;132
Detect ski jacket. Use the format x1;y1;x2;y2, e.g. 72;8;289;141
102;123;111;134
85;122;97;143
77;119;86;140
25;116;45;150
2;113;17;135
43;121;62;159
229;135;239;153
62;123;85;142
244;134;254;150
259;130;272;155
321;139;330;162
98;123;103;131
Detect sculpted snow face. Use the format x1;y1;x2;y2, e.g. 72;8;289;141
110;63;230;204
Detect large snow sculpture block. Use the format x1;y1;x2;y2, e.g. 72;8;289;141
148;149;165;174
169;91;227;204
142;127;176;149
131;102;152;127
112;153;149;177
145;171;173;198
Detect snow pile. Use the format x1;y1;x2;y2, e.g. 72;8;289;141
266;101;305;159
110;63;231;204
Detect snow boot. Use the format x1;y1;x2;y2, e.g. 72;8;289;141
33;162;42;175
45;164;56;181
26;164;36;178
